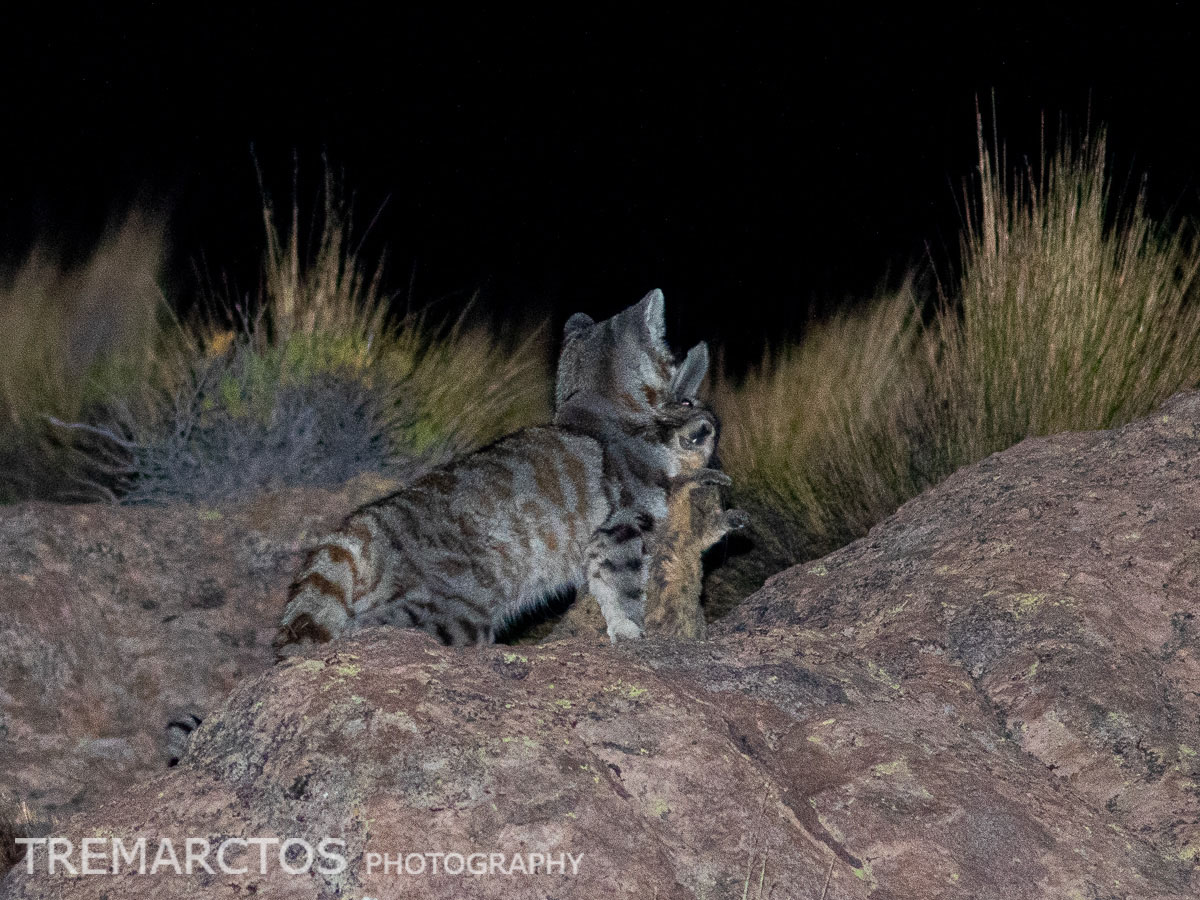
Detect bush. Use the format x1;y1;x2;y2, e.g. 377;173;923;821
110;325;551;505
716;113;1200;576
113;169;552;504
115;355;413;504
928;115;1200;471
713;289;926;565
0;171;552;504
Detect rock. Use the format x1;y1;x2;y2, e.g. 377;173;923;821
727;390;1200;875
0;473;401;823
4;393;1200;897
0;622;1188;899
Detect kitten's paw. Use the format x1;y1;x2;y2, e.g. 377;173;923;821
690;467;732;487
723;508;751;530
607;617;645;643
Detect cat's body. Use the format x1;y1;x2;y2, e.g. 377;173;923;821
275;418;695;648
273;290;712;652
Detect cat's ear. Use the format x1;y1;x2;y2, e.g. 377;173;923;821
562;312;595;342
635;288;666;345
671;341;710;399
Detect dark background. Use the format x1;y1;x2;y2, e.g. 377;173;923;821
2;5;1198;368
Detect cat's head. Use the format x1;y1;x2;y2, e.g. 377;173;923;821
554;289;709;423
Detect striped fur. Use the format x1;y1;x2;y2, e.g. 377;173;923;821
553;400;747;640
274;290;713;652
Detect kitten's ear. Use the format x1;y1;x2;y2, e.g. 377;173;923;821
563;312;595;341
635;288;666;344
671;341;710;399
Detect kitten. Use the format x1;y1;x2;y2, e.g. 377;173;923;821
552;401;747;641
642;468;748;639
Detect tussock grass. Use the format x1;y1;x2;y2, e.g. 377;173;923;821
930;115;1200;470
0;214;172;501
394;319;552;455
0;171;551;504
258;164;388;348
111;172;551;503
236;164;551;459
717;114;1200;573
713;290;925;564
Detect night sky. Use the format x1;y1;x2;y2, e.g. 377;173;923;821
3;6;1198;367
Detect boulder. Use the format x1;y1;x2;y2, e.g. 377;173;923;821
4;392;1200;897
0;473;400;821
729;389;1200;873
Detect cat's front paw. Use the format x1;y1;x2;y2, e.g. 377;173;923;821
607;617;645;643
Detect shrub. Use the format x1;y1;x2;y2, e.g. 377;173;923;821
713;288;926;565
928;115;1200;471
715;113;1200;577
115;169;553;502
114;318;551;505
0;170;552;504
115;351;414;504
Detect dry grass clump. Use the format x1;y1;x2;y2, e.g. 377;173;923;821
713;289;926;566
715;113;1200;575
929;115;1200;471
112;172;550;503
0;171;552;504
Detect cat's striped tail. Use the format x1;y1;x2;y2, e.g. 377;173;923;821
272;520;373;658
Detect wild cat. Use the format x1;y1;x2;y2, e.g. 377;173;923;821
272;289;715;653
165;291;717;765
166;404;737;765
552;400;748;641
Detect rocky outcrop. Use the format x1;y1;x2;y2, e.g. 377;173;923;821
4;392;1200;897
727;389;1200;874
0;473;401;822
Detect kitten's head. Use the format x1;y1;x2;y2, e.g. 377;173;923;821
658;400;719;474
554;289;709;423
